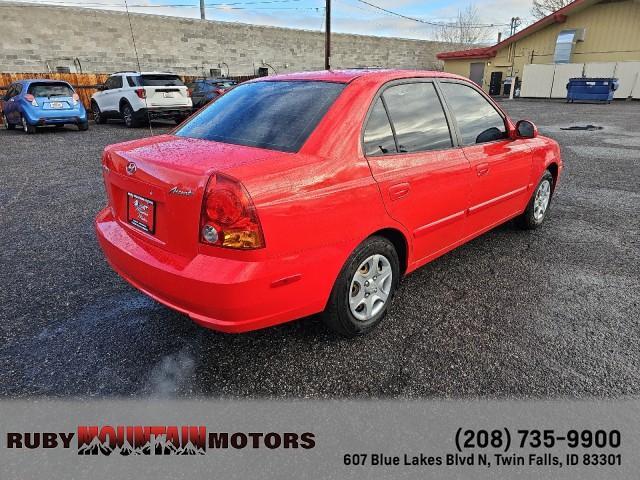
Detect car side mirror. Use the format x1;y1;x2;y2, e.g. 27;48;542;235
515;120;538;139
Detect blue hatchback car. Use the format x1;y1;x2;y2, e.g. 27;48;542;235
1;79;89;133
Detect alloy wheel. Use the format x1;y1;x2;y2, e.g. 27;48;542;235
348;254;393;321
123;106;133;127
533;179;551;221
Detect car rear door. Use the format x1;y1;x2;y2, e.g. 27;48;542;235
438;81;533;237
2;85;18;122
189;81;208;108
363;80;471;264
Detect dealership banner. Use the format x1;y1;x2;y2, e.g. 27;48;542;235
2;400;638;479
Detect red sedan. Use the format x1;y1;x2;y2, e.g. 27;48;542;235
96;69;563;336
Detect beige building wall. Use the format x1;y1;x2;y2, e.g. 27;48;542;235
443;0;640;93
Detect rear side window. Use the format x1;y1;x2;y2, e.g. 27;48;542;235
440;82;507;145
363;99;396;156
176;81;345;153
140;75;184;87
28;82;74;97
382;83;452;153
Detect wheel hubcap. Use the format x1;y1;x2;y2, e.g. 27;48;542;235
124;108;132;124
22;117;27;132
349;254;393;321
2;115;8;129
533;179;551;221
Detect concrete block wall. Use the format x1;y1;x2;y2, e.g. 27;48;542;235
0;2;449;75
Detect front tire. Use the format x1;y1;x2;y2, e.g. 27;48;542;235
321;236;400;337
78;121;89;131
516;170;554;230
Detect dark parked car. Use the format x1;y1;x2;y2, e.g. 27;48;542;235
187;78;237;110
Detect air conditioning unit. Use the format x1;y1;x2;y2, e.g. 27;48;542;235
574;28;586;42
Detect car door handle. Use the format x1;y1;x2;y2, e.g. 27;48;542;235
476;163;490;176
389;182;410;200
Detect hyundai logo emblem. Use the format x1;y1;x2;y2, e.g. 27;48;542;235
126;162;137;175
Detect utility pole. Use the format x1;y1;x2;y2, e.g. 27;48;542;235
324;0;331;70
200;0;206;20
509;17;521;36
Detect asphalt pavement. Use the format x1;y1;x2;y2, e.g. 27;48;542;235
1;100;638;398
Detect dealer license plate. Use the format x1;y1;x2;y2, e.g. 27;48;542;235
127;193;156;233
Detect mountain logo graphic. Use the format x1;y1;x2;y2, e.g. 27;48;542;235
77;425;207;456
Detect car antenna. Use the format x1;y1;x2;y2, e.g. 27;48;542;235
123;0;153;136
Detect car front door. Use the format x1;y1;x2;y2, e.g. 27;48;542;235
364;80;471;265
439;81;533;237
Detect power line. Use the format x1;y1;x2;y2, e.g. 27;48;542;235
4;0;314;6
353;0;511;28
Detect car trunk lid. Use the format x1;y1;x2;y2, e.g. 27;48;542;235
102;135;282;257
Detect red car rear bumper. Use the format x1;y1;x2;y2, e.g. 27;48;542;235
95;207;330;333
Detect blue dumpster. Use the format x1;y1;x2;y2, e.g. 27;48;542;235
566;77;619;103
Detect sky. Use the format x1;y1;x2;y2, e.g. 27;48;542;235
5;0;536;41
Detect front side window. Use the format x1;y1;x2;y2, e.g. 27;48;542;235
176;81;345;152
363;98;396;156
440;82;507;145
382;82;452;153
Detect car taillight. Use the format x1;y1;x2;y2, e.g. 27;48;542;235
25;94;38;106
200;174;265;249
187;88;192;97
135;88;146;99
215;89;225;95
72;93;80;106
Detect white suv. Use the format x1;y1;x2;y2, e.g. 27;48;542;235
91;72;193;127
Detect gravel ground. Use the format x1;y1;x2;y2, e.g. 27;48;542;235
0;100;638;399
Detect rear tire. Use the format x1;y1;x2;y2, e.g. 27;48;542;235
321;236;400;337
516;170;554;230
3;113;15;130
92;101;106;124
21;116;36;134
121;103;139;128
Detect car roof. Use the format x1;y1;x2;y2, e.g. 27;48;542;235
113;71;178;76
15;79;72;84
256;69;468;84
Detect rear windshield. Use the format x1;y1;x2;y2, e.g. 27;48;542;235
175;81;345;152
28;82;74;97
137;75;184;87
211;81;236;88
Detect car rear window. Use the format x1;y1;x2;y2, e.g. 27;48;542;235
138;75;184;87
175;81;345;152
28;82;74;97
212;81;236;88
